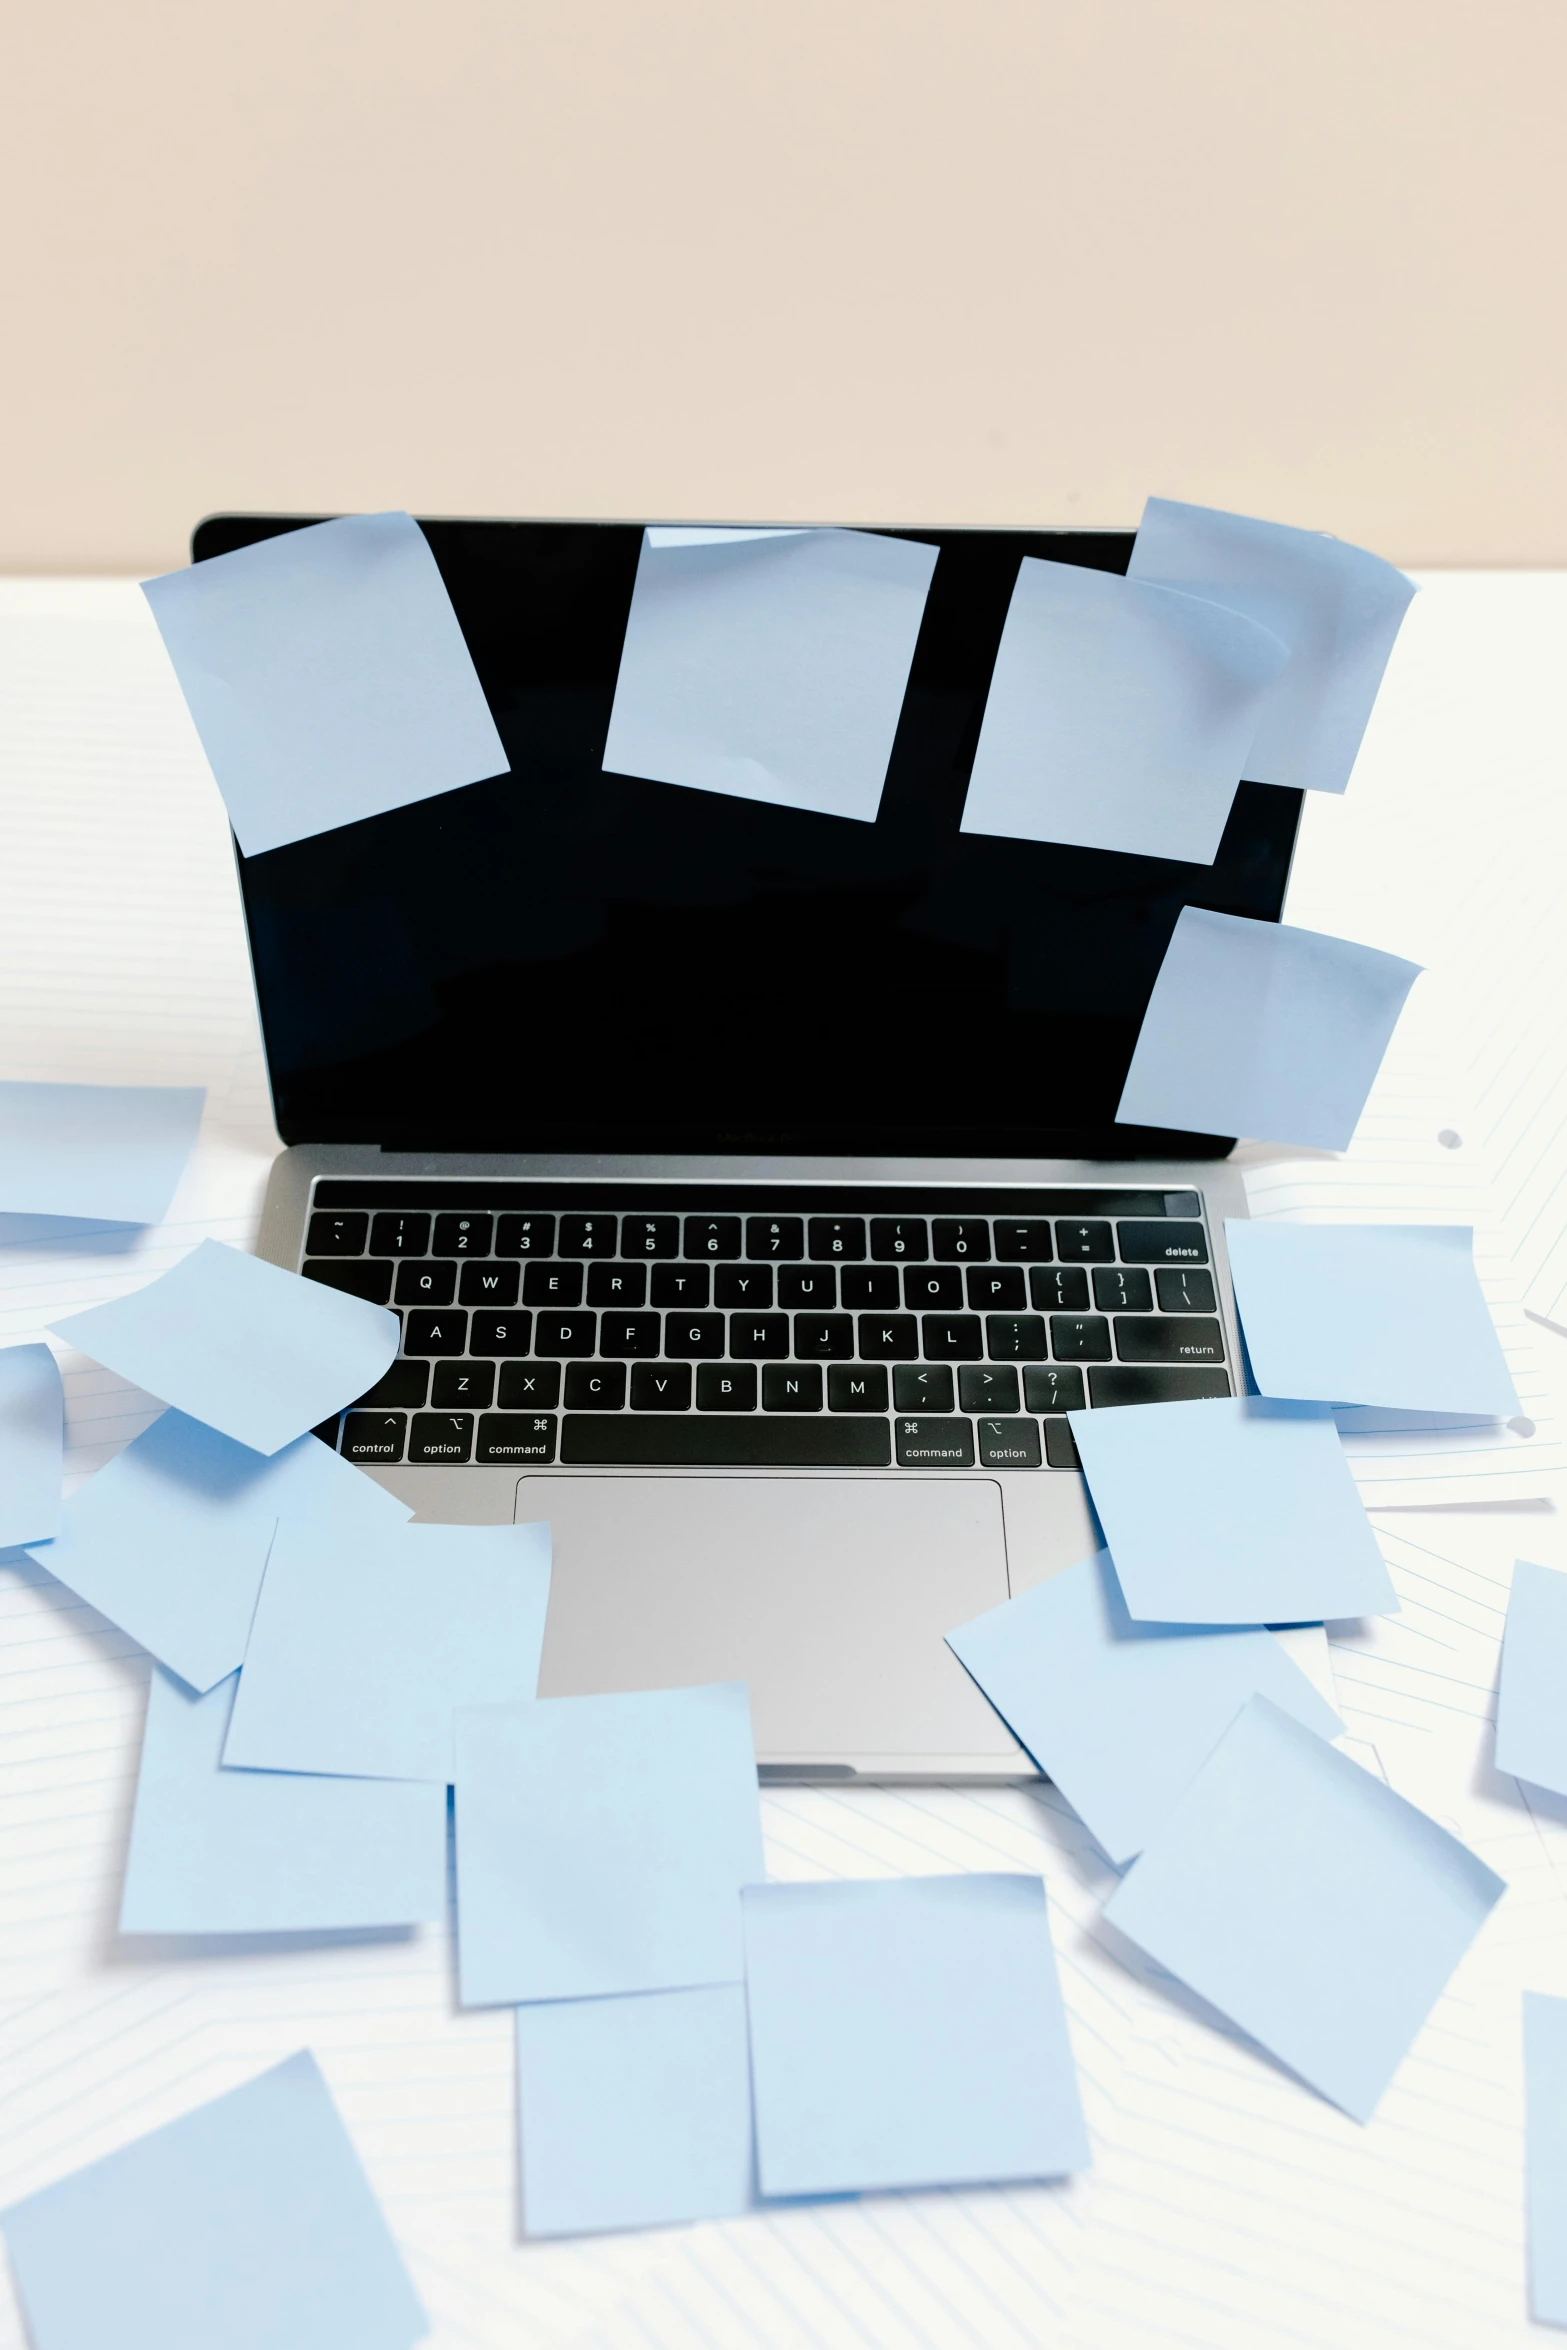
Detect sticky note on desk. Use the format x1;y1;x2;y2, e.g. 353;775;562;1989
1495;1560;1567;1798
0;2048;426;2350
143;510;506;858
1069;1396;1395;1625
742;1875;1089;2197
49;1239;397;1457
958;557;1287;864
1128;498;1416;796
1103;1696;1504;2122
602;526;938;822
947;1550;1341;1865
1225;1221;1519;1417
454;1682;763;2006
0;1342;63;1548
1116;906;1422;1148
224;1518;552;1781
1525;1993;1567;2325
0;1080;205;1225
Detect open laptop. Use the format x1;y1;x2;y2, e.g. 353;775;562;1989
209;514;1299;1780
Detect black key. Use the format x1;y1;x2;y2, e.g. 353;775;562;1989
763;1364;824;1412
985;1314;1048;1362
858;1313;919;1361
1030;1265;1089;1311
665;1313;725;1359
630;1362;692;1411
477;1413;557;1463
893;1363;955;1411
1043;1417;1081;1469
498;1360;561;1408
794;1313;854;1359
697;1364;758;1412
1049;1315;1112;1362
559;1213;618;1258
933;1217;990;1261
432;1359;496;1408
966;1266;1026;1309
730;1314;790;1359
496;1213;555;1258
993;1220;1053;1261
563;1417;890;1468
395;1260;456;1306
460;1260;520;1306
432;1213;492;1257
652;1264;710;1307
408;1412;474;1463
533;1312;597;1357
870;1217;928;1262
1088;1366;1231;1407
1023;1365;1086;1414
599;1312;661;1358
468;1310;531;1357
921;1314;983;1361
959;1364;1020;1412
840;1267;900;1310
828;1363;889;1412
1093;1266;1153;1313
1156;1266;1217;1313
714;1265;771;1307
1116;1316;1225;1365
353;1359;429;1409
747;1216;804;1260
808;1217;866;1261
622;1215;680;1259
564;1361;627;1410
778;1265;835;1308
977;1417;1042;1468
1055;1219;1114;1262
342;1411;406;1463
306;1210;367;1256
588;1262;647;1306
686;1215;741;1259
403;1308;468;1356
905;1266;963;1309
369;1212;430;1257
304;1258;393;1304
523;1261;584;1307
896;1416;975;1467
312;1418;342;1448
1118;1219;1209;1265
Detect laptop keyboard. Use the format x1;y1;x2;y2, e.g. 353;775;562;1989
302;1185;1231;1471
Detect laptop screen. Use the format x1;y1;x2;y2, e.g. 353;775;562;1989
199;517;1302;1160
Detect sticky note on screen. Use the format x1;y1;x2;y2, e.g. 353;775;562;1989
1525;1993;1567;2326
1495;1560;1567;1798
1116;907;1422;1148
142;510;507;858
602;526;938;821
0;1342;62;1548
0;1081;205;1226
958;557;1287;863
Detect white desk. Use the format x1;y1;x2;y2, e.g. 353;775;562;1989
2;575;1566;2349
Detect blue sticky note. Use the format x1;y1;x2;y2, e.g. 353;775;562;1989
515;1985;755;2237
1127;499;1416;796
0;1081;205;1225
453;1682;763;2006
225;1518;552;1782
1068;1396;1395;1625
1495;1560;1567;1797
947;1549;1342;1865
0;2048;426;2350
1103;1696;1504;2122
142;511;506;859
0;1342;62;1547
1525;1993;1567;2324
602;526;938;822
23;1409;409;1693
49;1240;398;1457
958;558;1287;864
1225;1220;1518;1417
121;1668;446;1934
1116;906;1422;1148
742;1874;1089;2197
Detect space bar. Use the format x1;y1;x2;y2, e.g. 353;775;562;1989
561;1416;892;1467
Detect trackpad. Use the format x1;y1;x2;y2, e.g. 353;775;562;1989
520;1476;1019;1769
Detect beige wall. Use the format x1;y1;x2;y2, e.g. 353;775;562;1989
4;0;1564;573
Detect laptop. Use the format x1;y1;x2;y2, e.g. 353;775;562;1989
208;514;1299;1781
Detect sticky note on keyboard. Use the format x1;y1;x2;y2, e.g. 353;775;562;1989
0;1342;62;1548
1224;1220;1519;1417
958;557;1287;863
1526;1993;1567;2325
947;1549;1341;1864
225;1518;552;1781
603;526;938;822
454;1681;764;2006
1495;1560;1567;1798
49;1239;398;1457
1127;498;1416;795
0;2048;426;2350
1068;1395;1395;1625
1103;1696;1505;2121
0;1080;204;1226
1116;906;1422;1148
142;510;507;859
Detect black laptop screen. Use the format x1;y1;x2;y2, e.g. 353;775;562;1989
198;517;1302;1159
